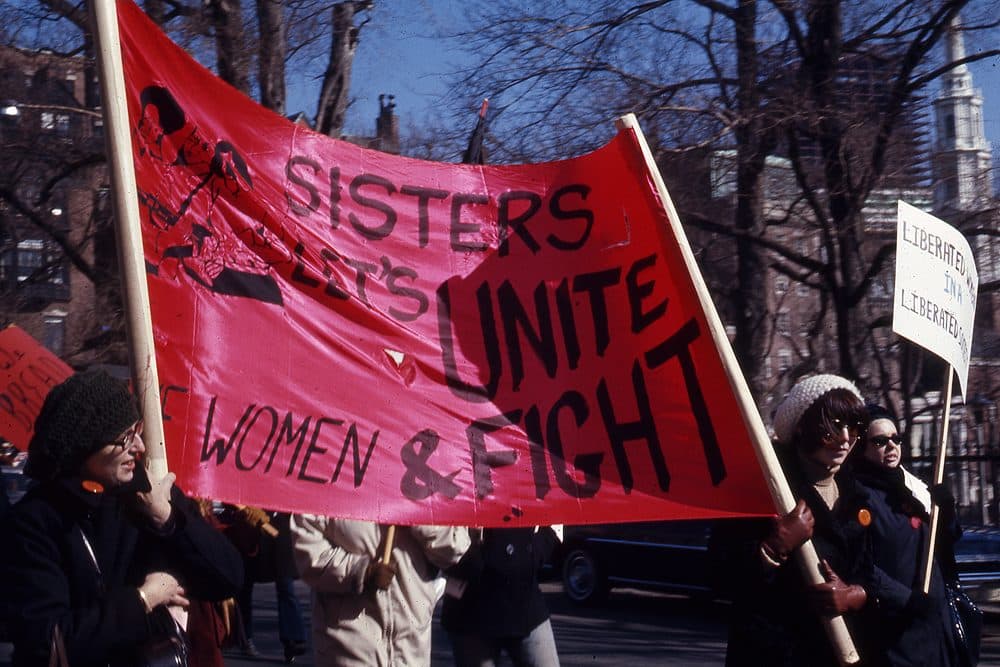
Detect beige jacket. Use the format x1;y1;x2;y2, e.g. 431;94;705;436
290;516;469;666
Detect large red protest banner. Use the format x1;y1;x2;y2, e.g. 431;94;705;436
0;326;74;450
117;0;773;525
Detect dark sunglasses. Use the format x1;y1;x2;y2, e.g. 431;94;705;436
823;418;864;440
869;434;903;447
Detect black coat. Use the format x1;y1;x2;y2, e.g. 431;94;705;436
854;461;960;667
711;459;879;667
0;476;244;667
441;527;558;638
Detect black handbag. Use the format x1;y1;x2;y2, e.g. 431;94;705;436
76;527;188;667
138;609;189;667
945;581;982;667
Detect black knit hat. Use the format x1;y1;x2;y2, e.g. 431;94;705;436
26;369;140;480
865;403;896;425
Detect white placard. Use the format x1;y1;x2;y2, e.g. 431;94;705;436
893;201;978;398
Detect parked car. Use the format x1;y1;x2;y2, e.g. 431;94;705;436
954;525;1000;604
560;519;715;603
560;518;1000;605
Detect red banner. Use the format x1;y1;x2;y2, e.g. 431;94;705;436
0;326;74;450
118;0;772;525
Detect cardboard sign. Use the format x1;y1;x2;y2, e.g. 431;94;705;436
0;325;73;450
117;0;773;525
893;201;978;397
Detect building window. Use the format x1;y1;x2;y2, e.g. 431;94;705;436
0;101;19;128
42;315;65;355
775;276;789;295
871;276;893;301
946;114;956;139
776;311;791;333
0;248;13;283
40;112;71;135
94;187;111;219
778;349;792;372
945;179;957;200
710;152;737;199
16;239;44;281
796;282;810;296
9;239;64;285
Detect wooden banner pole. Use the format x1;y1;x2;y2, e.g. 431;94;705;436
381;525;396;565
615;113;859;665
922;367;954;593
90;0;168;480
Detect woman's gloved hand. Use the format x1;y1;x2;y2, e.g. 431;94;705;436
931;483;957;526
809;560;867;615
236;505;270;529
762;498;814;561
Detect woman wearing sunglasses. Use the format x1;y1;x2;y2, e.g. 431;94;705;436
849;404;963;667
717;374;879;667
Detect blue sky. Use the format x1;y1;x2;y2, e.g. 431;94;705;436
288;2;462;136
308;8;1000;153
969;57;1000;146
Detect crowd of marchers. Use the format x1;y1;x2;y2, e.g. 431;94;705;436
714;374;980;667
0;370;559;667
0;370;982;667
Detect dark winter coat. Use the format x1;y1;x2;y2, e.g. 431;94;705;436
441;527;559;638
0;475;244;667
712;458;880;667
853;460;961;667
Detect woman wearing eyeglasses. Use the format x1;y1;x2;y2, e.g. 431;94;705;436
855;405;941;514
848;405;963;667
0;370;244;667
716;374;880;667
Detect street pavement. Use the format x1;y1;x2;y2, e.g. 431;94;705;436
220;581;730;667
4;582;1000;665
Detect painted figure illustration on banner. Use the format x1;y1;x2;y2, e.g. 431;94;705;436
135;84;285;306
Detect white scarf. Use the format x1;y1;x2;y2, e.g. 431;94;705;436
902;466;932;515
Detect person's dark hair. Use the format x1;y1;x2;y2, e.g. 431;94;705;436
793;388;868;453
25;370;140;481
138;85;185;135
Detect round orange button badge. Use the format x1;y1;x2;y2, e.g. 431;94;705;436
81;480;105;494
857;508;872;527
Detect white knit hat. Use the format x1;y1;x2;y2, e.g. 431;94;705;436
771;374;863;446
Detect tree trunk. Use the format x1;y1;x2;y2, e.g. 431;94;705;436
256;0;286;114
205;0;252;96
315;1;371;137
732;0;771;405
802;0;865;379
